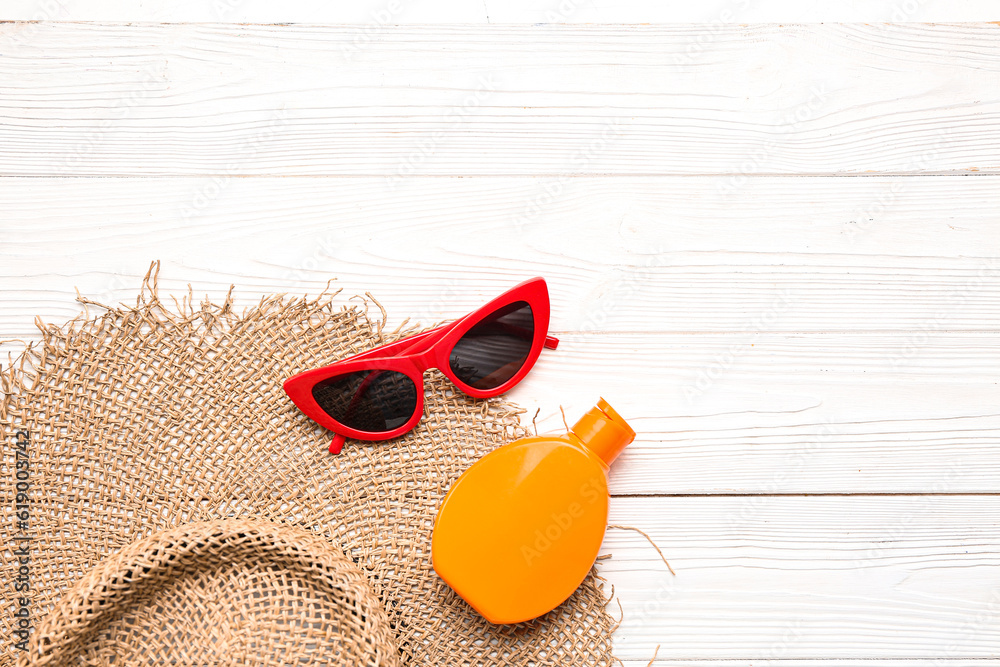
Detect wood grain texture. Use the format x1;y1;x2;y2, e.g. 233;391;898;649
603;496;1000;661
1;175;998;341
3;175;999;494
3;19;1000;664
4;1;1000;23
1;23;999;176
520;333;1000;495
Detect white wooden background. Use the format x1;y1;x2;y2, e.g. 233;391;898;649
3;4;1000;664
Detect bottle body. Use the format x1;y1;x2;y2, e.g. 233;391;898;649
431;399;634;624
432;434;609;624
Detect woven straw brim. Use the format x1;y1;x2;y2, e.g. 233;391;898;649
33;518;400;666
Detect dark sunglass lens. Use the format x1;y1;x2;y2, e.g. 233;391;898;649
449;301;534;390
311;370;418;433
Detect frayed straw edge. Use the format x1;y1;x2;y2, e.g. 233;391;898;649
0;260;385;414
597;525;675;667
607;525;676;576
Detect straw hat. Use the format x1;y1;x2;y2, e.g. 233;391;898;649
32;518;400;666
1;265;614;666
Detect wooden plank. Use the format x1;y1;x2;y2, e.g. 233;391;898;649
1;175;999;342
1;24;999;176
602;496;1000;660
4;1;1000;23
7;255;1000;337
513;333;1000;495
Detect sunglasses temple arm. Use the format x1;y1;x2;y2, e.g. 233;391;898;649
492;321;560;350
329;432;347;455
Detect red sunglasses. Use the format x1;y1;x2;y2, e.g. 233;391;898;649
283;277;559;454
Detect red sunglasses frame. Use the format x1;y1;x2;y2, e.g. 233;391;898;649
283;277;559;454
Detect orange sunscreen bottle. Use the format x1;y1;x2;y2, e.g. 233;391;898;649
431;398;635;624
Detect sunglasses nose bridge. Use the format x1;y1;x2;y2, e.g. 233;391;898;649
406;347;439;372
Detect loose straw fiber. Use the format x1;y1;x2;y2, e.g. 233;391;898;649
0;266;615;666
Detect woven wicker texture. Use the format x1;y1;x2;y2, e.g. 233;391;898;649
0;266;615;666
32;519;400;666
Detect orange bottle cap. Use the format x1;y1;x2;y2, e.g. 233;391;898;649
570;398;635;465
